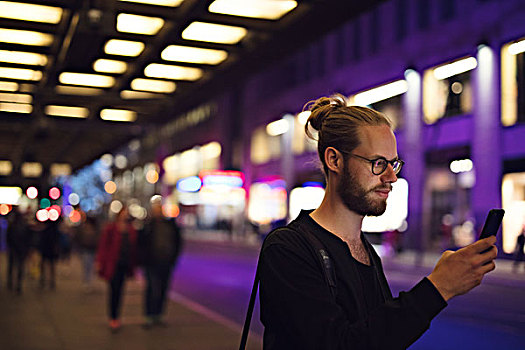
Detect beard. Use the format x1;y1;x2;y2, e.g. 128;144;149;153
337;161;390;217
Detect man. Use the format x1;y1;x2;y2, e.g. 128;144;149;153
140;195;182;328
259;94;497;349
6;209;30;294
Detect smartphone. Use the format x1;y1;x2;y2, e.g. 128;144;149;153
478;209;505;240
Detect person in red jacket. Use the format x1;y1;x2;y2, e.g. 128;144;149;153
96;206;138;332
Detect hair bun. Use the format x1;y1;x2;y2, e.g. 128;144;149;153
306;94;346;131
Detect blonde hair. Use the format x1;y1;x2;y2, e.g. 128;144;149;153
304;93;392;176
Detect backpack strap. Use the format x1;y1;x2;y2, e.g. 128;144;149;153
290;220;337;297
238;263;260;350
239;224;336;350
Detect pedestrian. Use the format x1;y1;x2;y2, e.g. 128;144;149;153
139;195;182;328
96;206;138;332
6;209;31;294
39;217;61;290
75;215;100;292
256;94;498;349
513;224;525;273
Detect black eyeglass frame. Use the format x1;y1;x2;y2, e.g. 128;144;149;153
349;153;404;175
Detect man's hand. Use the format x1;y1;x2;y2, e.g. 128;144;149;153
427;236;497;301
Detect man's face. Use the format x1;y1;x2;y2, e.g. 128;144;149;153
336;125;398;217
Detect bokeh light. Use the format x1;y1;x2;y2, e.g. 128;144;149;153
162;203;180;218
36;209;49;222
146;169;159;184
40;198;51;209
50;204;61;215
49;187;61;200
100;153;113;167
115;154;127;169
69;210;81;223
68;193;80;205
26;186;38;199
104;180;117;194
63;205;73;216
0;203;11;215
110;200;123;214
48;208;59;221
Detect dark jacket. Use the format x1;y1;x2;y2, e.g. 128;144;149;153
6;212;30;257
139;217;182;266
259;210;447;350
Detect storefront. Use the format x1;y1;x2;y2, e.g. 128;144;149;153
502;172;525;254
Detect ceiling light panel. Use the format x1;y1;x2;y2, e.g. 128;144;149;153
0;81;18;91
100;109;137;122
0;102;32;114
0;28;54;46
117;13;165;35
104;39;145;57
59;72;115;88
50;163;71;176
45;105;89;118
182;22;247;44
0;1;63;24
120;90;163;99
209;0;297;20
144;63;203;80
0;161;13;176
55;85;104;96
93;59;128;74
118;0;184;6
21;162;42;177
161;45;228;64
0;67;42;81
0;93;32;104
0;50;47;66
131;78;176;93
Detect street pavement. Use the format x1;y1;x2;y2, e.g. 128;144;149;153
172;231;525;350
0;253;261;350
1;231;524;350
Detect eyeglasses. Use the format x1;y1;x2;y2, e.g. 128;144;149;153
349;154;404;175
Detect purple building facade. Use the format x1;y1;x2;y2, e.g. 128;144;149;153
155;0;525;255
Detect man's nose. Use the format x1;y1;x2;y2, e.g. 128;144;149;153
381;163;398;183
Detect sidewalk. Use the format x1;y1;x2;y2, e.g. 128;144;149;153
0;254;261;350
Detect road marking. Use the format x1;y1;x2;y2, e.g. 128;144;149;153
169;291;263;342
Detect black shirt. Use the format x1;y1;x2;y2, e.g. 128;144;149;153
354;258;383;314
259;210;447;350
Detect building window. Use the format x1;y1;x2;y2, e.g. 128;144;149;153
250;126;281;165
501;172;525;254
293;111;317;155
423;56;476;124
501;37;525;126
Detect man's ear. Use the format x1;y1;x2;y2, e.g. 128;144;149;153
324;147;344;174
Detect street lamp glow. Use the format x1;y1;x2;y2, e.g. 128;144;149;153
433;57;477;80
353;80;408;106
508;39;525;55
266;118;290;136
